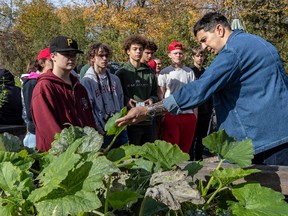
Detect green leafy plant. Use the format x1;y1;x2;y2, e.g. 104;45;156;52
0;110;288;216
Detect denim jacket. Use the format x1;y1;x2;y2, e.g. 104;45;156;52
163;30;288;154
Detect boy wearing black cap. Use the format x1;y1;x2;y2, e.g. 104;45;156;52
31;36;96;152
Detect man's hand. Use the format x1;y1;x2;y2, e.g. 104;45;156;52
144;98;153;105
116;106;148;127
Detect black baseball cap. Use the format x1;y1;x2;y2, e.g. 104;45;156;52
50;36;83;53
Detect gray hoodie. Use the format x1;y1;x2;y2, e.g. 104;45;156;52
81;66;124;133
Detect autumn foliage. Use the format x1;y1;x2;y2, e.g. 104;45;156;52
0;0;287;75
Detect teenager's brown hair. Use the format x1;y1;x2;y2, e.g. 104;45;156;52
122;35;147;53
87;43;112;65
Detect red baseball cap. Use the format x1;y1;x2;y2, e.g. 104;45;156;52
37;48;51;60
168;41;183;52
147;59;156;71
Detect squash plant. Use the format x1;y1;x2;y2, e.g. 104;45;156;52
0;109;288;215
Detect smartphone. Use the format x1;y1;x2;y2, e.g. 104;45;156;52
136;102;145;107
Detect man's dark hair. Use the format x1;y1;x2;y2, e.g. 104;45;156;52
193;12;231;37
87;43;112;65
145;40;158;52
122;35;147;52
191;45;204;56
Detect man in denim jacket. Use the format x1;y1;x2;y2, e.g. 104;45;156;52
116;12;288;165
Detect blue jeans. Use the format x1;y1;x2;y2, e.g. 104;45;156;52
23;132;36;148
252;143;288;165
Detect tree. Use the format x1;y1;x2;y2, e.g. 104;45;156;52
238;0;288;71
0;0;287;73
0;0;61;75
14;0;60;72
56;5;93;65
81;0;202;65
204;0;288;71
0;0;20;74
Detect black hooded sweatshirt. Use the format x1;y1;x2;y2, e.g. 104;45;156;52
0;68;24;125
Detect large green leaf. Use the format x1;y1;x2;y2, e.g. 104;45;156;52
39;138;83;184
0;197;22;215
203;130;254;167
50;126;102;155
17;171;34;199
105;107;128;136
141;197;169;216
37;152;56;170
132;158;154;173
0;162;33;215
211;168;261;186
34;162;102;215
28;157;82;203
79;126;103;153
107;147;127;162
28;139;83;202
0;132;24;152
107;144;142;162
33;154;118;215
33;153;117;215
0;162;23;197
35;190;101;216
14;150;35;171
140;140;190;170
0;150;34;171
83;153;120;191
0;151;19;163
230;183;288;215
50;126;84;155
107;190;142;210
183;161;204;178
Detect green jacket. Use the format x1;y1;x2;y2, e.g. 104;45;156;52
116;61;158;106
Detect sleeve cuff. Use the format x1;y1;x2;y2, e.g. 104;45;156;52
163;95;183;115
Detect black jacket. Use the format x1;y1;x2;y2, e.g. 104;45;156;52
22;76;38;133
0;69;24;125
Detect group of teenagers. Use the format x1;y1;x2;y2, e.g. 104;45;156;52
7;12;288;166
20;28;210;161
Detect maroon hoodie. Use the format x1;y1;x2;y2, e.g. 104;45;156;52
31;70;96;152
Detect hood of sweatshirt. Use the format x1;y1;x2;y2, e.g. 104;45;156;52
0;68;15;86
37;69;79;87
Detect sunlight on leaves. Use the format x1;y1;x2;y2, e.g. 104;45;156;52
203;130;254;167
